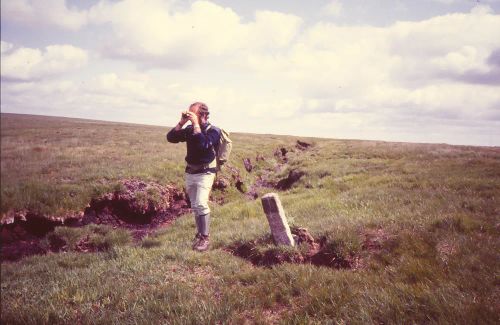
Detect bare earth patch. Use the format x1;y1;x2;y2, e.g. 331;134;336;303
0;179;189;261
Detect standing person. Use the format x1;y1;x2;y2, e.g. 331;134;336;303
166;102;220;251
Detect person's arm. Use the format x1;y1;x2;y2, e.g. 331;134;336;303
188;111;202;135
166;111;190;143
181;111;206;148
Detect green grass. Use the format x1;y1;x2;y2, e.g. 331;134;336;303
0;113;290;216
1;113;499;324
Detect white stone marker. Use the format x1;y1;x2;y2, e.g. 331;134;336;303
261;193;295;246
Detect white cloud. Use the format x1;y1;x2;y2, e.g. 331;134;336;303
1;0;88;30
87;73;166;106
241;6;500;106
244;11;303;49
1;44;88;81
248;98;303;119
388;7;500;86
431;46;491;75
1;41;14;54
1;74;166;120
87;0;302;67
1;1;499;145
322;0;343;17
470;4;494;15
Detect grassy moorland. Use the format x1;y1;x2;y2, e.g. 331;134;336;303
1;113;499;324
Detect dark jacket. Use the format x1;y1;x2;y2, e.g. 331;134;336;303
166;123;220;166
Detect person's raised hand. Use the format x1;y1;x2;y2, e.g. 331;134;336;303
179;111;190;126
187;111;200;126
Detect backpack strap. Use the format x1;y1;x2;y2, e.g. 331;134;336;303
202;124;219;163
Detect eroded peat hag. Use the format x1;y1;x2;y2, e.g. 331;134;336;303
276;169;306;190
228;227;360;269
1;179;189;261
242;140;314;199
85;179;188;227
1;213;72;261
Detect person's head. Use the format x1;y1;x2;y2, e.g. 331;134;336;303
188;102;210;125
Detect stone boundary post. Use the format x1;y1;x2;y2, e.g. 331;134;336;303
261;193;295;246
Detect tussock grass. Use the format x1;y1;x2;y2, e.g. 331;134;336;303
1;113;499;324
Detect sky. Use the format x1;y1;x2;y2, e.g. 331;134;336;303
1;0;500;146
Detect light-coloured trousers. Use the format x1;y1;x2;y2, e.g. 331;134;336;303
185;172;216;235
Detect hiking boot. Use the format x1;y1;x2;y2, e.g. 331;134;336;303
192;233;202;249
193;235;210;252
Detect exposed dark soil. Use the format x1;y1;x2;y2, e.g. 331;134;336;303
244;140;312;199
276;169;306;190
0;238;48;261
245;175;274;200
274;147;289;163
296;140;312;150
1;214;65;261
243;158;253;172
47;233;68;252
216;164;247;194
1;179;190;261
236;180;247;194
212;176;230;190
228;227;358;269
85;179;189;225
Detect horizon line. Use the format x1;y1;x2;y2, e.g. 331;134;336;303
1;111;497;149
